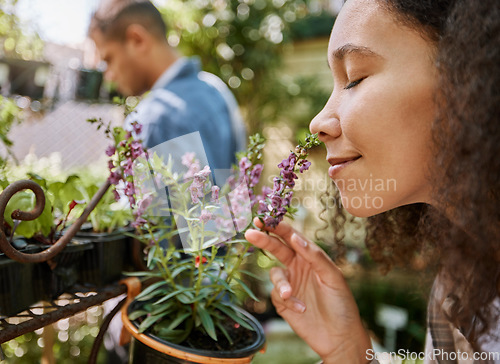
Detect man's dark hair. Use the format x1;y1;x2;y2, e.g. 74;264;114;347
90;0;167;41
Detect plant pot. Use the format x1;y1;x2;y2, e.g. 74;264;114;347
0;242;44;316
122;299;266;364
39;239;94;299
76;226;134;288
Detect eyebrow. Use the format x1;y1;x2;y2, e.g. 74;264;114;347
331;43;383;60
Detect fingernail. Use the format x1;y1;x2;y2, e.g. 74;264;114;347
279;285;291;298
294;302;306;313
293;233;307;248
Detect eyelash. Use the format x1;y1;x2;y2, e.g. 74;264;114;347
344;77;365;90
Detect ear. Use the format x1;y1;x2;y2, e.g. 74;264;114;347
124;24;151;52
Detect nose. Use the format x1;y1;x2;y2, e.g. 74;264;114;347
309;94;341;141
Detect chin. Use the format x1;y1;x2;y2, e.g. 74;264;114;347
338;192;390;218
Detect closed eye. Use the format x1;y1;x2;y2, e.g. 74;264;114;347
344;77;365;90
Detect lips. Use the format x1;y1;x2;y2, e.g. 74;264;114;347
327;155;361;178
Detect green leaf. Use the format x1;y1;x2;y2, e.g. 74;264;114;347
170;265;191;279
177;291;195;304
197;305;217;341
135;281;168;301
152;287;191;305
138;313;165;333
166;311;192;331
155;318;193;344
238;269;265;281
147;246;157;268
123;271;163;278
128;309;149;321
233;278;260;301
215;321;233;346
205;273;235;293
213;303;254;331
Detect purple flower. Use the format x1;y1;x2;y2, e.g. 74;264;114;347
199;209;213;223
124;181;135;197
281;169;297;187
277;158;289;170
108;171;122;185
263;215;279;228
105;145;116;157
189;179;204;204
287;153;297;169
132;217;147;228
271;195;282;208
299;160;311;173
181;152;196;168
239;157;252;173
211;186;220;202
257;199;268;214
132;122;142;135
249;164;263;187
196;165;211;179
136;195;153;217
130;140;144;159
108;160;115;171
122;158;134;176
283;191;293;206
112;189;120;201
273;177;284;194
184;160;201;180
261;185;272;197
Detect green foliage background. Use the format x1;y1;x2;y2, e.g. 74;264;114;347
0;0;44;60
155;0;332;134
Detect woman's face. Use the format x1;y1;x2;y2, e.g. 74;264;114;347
310;0;437;217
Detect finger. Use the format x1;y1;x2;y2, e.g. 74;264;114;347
288;232;345;288
253;217;296;244
270;288;306;314
244;228;295;266
269;267;292;300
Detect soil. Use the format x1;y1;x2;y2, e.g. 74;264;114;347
181;317;258;352
134;314;258;352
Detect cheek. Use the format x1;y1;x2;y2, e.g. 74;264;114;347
336;78;435;212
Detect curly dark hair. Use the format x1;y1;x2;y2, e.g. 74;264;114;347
320;0;500;350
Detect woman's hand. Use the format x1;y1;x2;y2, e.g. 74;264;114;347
245;219;372;364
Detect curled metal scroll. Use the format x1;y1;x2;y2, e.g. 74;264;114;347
0;179;111;263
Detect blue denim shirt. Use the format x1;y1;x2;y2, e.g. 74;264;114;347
127;57;244;171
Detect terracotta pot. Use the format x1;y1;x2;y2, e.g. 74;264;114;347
121;299;266;364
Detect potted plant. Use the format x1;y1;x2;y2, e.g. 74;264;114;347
62;177;134;288
97;121;320;363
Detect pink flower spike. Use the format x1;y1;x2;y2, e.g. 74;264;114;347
199;209;213;223
132;122;142;135
211;186;220;202
299;160;311;173
181;152;196;168
105;145;116;157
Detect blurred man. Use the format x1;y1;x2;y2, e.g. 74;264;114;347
89;2;246;362
89;0;246;170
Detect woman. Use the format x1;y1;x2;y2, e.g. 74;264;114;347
245;0;500;363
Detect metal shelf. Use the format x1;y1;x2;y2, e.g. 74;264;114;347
0;283;126;344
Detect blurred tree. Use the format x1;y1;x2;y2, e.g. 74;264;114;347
0;0;44;60
155;0;331;134
0;95;21;169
